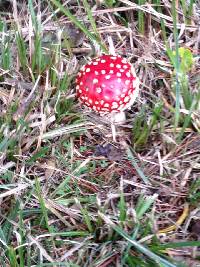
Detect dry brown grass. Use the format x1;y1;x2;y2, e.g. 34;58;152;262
0;0;200;266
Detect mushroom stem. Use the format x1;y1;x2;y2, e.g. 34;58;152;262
110;111;126;142
110;111;126;124
111;123;117;142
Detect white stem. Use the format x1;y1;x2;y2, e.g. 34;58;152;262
110;111;126;142
111;111;126;124
111;123;117;142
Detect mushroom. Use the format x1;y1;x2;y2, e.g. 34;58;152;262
76;54;139;139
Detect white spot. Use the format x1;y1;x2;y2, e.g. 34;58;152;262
93;62;98;65
123;88;127;93
121;94;125;98
112;102;119;108
86;68;90;72
78;72;82;77
124;96;130;103
80;81;83;85
109;70;114;74
81;66;86;71
80;96;85;100
89;99;93;104
76;85;80;90
85;96;88;100
123;65;128;69
79;89;82;94
126;72;131;77
99;111;107;116
125;80;130;85
95;101;99;105
102;84;106;88
119;101;123;104
93;78;98;84
85;87;89;91
117;72;121;77
116;64;121;68
105;95;110;100
128;90;132;95
93;106;97;110
120;69;125;72
117;78;122;83
101;59;106;63
104;103;110;107
101;107;109;111
101;70;106;74
111;56;117;59
110;63;114;67
96;87;102;93
96;58;101;61
105;75;111;80
122;59;127;64
100;100;104;105
111;85;114;89
95;71;99;75
97;106;100;111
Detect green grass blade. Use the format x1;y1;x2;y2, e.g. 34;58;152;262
28;0;37;28
15;32;28;72
83;0;101;40
125;144;150;185
138;0;145;34
18;208;25;267
119;184;127;222
172;0;180;130
35;178;53;234
99;212;177;267
188;0;195;20
7;246;19;267
135;194;157;220
2;200;20;243
75;199;93;233
177;101;197;142
0;22;11;70
151;240;200;250
49;0;108;53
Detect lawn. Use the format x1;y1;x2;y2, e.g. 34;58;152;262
0;0;200;266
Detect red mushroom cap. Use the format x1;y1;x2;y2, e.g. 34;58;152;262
76;55;139;114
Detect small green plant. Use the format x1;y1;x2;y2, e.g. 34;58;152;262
170;47;194;110
168;46;199;140
132;102;163;149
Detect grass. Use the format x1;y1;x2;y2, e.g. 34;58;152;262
0;0;200;266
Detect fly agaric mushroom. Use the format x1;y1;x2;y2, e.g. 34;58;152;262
76;55;139;124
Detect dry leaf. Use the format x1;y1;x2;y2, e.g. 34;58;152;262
44;159;56;180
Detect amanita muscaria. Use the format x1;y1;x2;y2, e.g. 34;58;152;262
76;54;139;129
